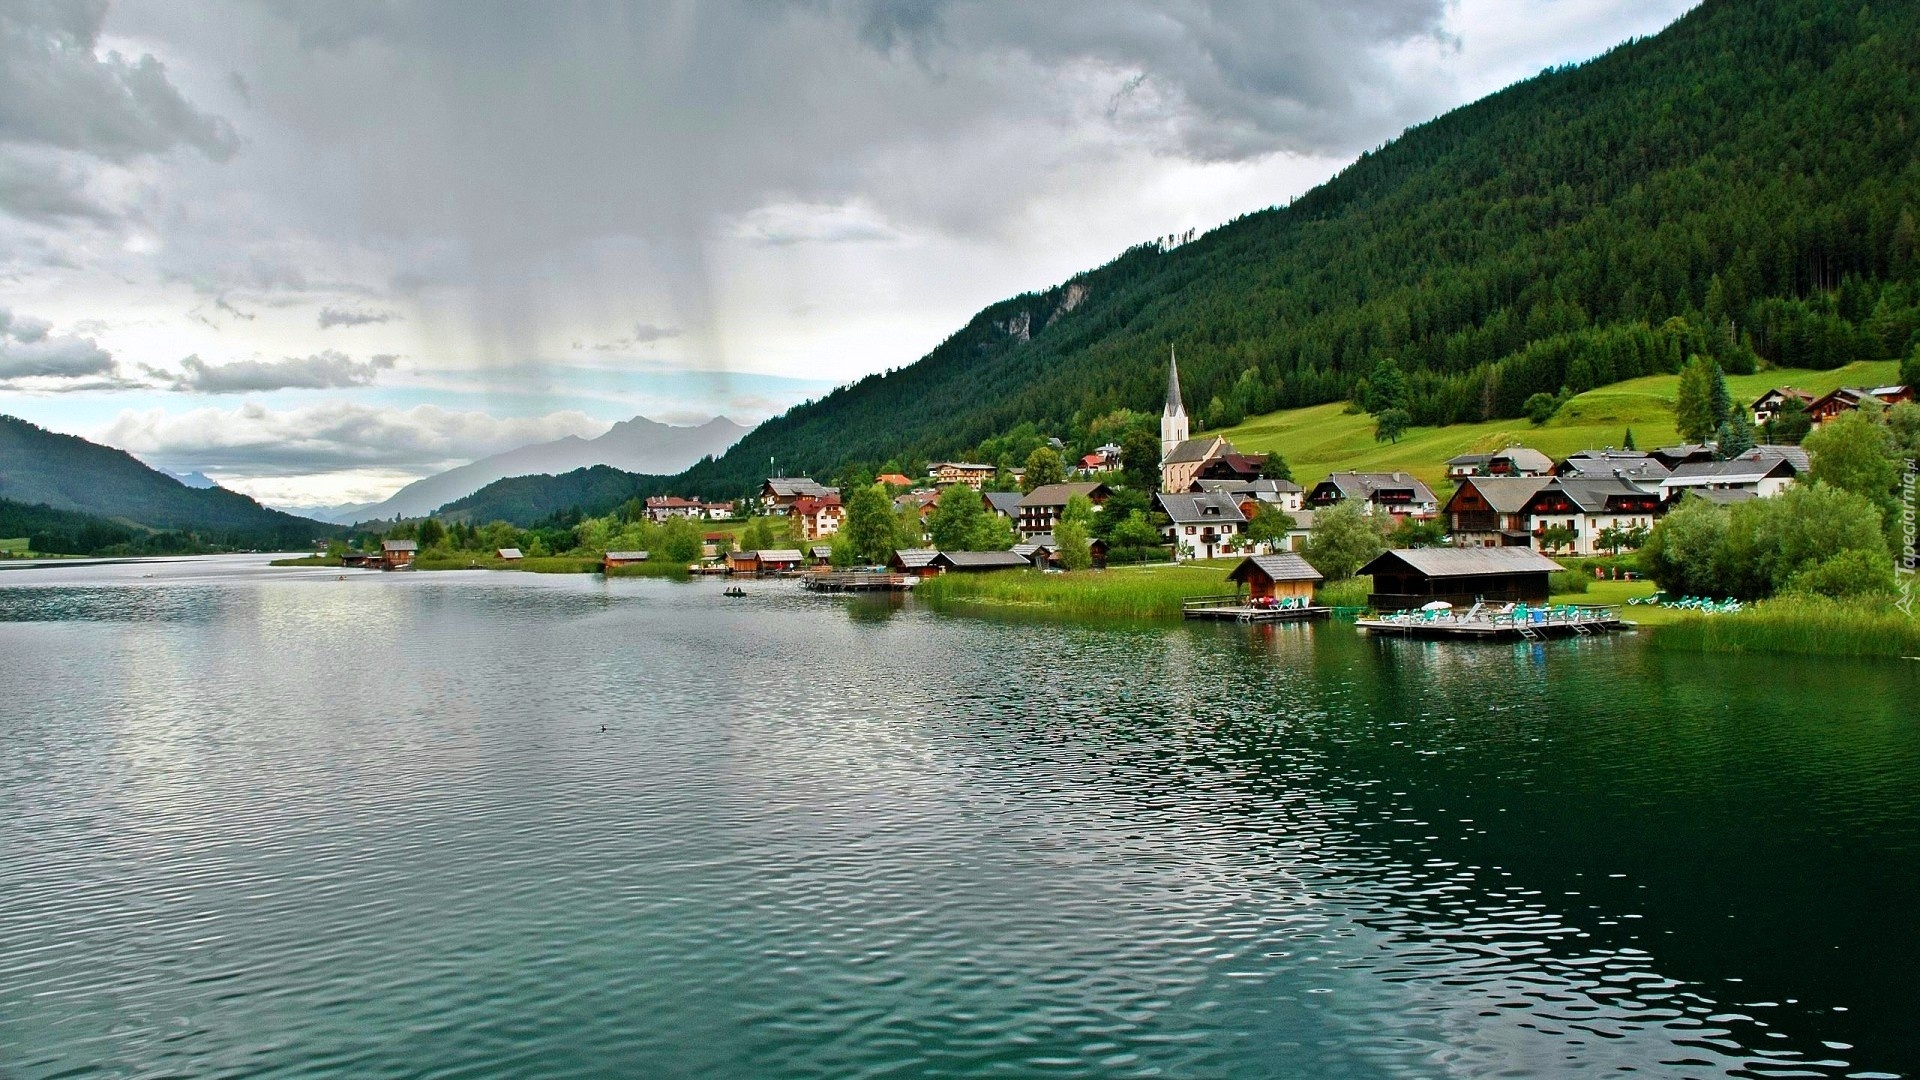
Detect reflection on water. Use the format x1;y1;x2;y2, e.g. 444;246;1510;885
0;556;1914;1079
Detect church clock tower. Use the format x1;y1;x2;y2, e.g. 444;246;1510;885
1161;345;1189;460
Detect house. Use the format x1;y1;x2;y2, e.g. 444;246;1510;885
889;548;941;578
1306;472;1439;520
931;550;1033;573
603;550;648;570
496;547;523;561
1079;442;1122;474
1659;450;1800;501
874;473;913;488
927;462;998;489
1357;547;1564;610
982;490;1023;520
807;544;834;567
1226;553;1323;603
761;477;834;512
755;549;804;574
789;494;844;540
1808;384;1913;425
1011;535;1056;567
1445;446;1552;479
1751;387;1815;427
1554;450;1671;482
1160;435;1233;493
701;500;736;521
1519;478;1663;556
1155;491;1246;561
1443;477;1552;548
380;539;417;569
726;549;760;575
1192;477;1304;512
645;495;705;521
1016;482;1109;538
1194;452;1267;483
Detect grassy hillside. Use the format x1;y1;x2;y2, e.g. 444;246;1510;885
0;416;337;551
1219;360;1897;488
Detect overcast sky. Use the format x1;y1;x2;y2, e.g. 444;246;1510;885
0;0;1695;509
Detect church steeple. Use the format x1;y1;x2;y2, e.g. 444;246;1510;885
1161;344;1189;459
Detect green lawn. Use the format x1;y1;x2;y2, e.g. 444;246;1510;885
0;538;30;555
1217;361;1899;489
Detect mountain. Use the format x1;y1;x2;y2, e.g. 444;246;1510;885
446;0;1920;521
167;470;220;489
338;415;748;522
0;416;337;549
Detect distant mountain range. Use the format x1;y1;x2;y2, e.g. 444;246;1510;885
167;470;220;489
0;415;335;551
311;415;749;523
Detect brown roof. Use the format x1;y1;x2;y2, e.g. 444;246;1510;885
1017;482;1109;508
1228;554;1323;585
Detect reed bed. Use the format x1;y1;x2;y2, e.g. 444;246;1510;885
1651;595;1920;658
916;565;1231;622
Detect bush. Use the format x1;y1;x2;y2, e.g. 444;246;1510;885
1549;570;1591;595
1642;485;1891;600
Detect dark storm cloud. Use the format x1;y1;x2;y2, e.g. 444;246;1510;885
317;306;398;329
0;0;237;163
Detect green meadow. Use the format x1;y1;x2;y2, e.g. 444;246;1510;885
1216;361;1899;489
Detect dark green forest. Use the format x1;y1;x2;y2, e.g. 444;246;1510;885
0;416;336;553
450;0;1920;523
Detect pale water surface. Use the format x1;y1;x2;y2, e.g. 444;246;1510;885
1;555;1915;1078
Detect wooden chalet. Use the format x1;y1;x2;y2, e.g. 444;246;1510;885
931;550;1033;573
1521;478;1662;555
755;549;804;574
1358;547;1563;610
726;549;761;575
927;461;998;489
380;539;417;569
1306;472;1439;520
1750;387;1816;427
760;477;833;512
1555;450;1670;482
889;548;941;578
1444;477;1550;548
1807;384;1913;426
1016;482;1110;538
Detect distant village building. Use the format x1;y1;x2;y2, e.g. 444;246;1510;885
1359;547;1563;611
1750;387;1815;427
1160;435;1233;494
1191;478;1304;513
790;494;844;540
1016;482;1109;538
1193;451;1267;484
380;539;417;569
874;473;913;488
1226;553;1323;603
1155;491;1246;561
1554;450;1671;482
1445;446;1553;479
982;490;1023;520
1519;478;1662;555
1660;446;1804;502
760;477;834;512
1444;477;1552;548
927;462;998;489
1648;444;1716;470
645;496;705;521
1306;472;1439;521
1807;384;1912;426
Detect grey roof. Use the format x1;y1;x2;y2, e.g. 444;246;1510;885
1165;346;1184;418
934;550;1034;570
1743;445;1810;472
1155;491;1247;525
763;477;832;498
1491;447;1554;474
1229;553;1324;584
1193;478;1301;496
1162;436;1226;465
1557;451;1671;480
1452;476;1552;514
1445;452;1493;466
1544;477;1661;511
982;491;1024;516
496;547;523;558
1018;482;1107;508
1360;546;1564;578
891;548;939;569
808;544;833;557
756;548;804;562
1661;458;1795;486
1314;471;1438;505
605;550;649;560
382;539;417;551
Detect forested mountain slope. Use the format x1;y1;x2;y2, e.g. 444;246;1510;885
470;0;1920;516
0;416;335;548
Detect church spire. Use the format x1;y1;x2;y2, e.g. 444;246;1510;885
1160;344;1189;459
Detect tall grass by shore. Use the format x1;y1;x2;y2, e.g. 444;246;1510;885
916;565;1375;622
1650;595;1920;658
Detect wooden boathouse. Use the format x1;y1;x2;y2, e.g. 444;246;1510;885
1184;553;1330;622
1357;547;1561;610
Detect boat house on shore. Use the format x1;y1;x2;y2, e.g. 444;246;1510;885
603;550;649;571
1358;547;1563;610
380;539;417;569
1226;553;1324;602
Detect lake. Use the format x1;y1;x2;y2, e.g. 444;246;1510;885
1;556;1915;1078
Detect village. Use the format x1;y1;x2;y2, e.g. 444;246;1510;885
499;350;1908;642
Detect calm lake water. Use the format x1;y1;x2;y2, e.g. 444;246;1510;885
1;555;1916;1079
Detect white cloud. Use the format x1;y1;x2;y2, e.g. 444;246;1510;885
317;305;399;328
98;400;610;476
0;306;117;382
144;350;398;393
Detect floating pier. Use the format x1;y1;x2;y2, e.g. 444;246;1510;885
801;572;916;593
1182;595;1332;623
1355;603;1629;640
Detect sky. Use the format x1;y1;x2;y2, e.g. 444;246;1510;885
0;0;1697;510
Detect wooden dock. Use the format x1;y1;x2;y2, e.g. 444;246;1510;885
1182;594;1332;623
801;571;916;593
1355;604;1629;640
